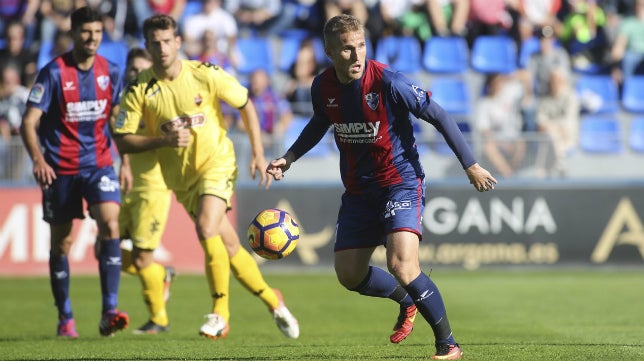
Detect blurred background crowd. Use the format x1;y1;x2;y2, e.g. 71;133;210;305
1;0;643;184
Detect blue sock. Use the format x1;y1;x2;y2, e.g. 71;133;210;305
351;266;413;307
404;272;456;345
351;266;398;297
98;239;122;313
49;251;73;319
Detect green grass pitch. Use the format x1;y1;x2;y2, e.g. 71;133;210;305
1;269;643;360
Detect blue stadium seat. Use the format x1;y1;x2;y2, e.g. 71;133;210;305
375;35;421;74
471;35;517;74
285;117;331;157
180;0;203;26
422;37;469;74
575;75;619;114
277;32;332;73
621;76;644;113
518;36;540;68
429;77;471;115
579;116;622;153
236;36;275;75
629;116;644;152
98;40;128;70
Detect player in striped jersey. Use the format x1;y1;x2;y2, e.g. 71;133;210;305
267;14;497;360
20;7;128;338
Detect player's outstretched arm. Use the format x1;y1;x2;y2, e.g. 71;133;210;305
266;151;295;181
466;163;497;192
114;129;191;154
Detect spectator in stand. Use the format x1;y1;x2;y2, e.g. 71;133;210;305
0;62;30;181
379;0;433;42
427;0;470;37
466;0;514;47
239;68;293;156
476;73;527;178
182;0;238;68
609;0;644;84
513;0;561;37
558;0;610;71
284;38;320;118
85;0;129;41
132;0;186;33
223;0;287;36
0;0;39;46
535;69;579;177
38;0;80;44
0;21;38;86
523;25;572;97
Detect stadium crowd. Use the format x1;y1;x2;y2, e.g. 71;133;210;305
1;0;643;182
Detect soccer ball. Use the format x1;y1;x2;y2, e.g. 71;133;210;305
247;208;299;259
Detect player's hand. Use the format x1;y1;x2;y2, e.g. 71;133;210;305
166;128;192;148
32;158;56;189
466;163;497;192
119;157;133;195
250;153;272;189
266;152;294;181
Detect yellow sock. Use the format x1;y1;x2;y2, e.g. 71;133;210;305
139;263;168;326
200;236;230;321
230;248;279;309
120;248;138;275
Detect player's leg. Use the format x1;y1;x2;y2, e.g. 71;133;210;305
221;217;299;338
194;194;231;339
334;192;417;343
43;176;83;338
49;222;78;338
124;190;174;334
85;167;129;336
386;232;461;360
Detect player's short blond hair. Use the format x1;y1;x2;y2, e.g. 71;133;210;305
323;14;364;48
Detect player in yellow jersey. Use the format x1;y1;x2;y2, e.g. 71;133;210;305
112;14;299;340
116;47;176;334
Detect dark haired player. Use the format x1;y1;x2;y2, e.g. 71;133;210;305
20;6;128;338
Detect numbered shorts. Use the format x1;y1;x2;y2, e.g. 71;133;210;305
119;188;172;250
42;166;121;224
334;179;425;251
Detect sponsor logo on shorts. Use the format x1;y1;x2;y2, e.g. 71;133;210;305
98;175;120;192
383;200;412;219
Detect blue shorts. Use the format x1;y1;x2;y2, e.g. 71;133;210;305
42;166;121;224
334;179;425;251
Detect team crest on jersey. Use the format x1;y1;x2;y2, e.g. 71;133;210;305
365;92;379;110
96;75;110;91
28;83;44;103
195;93;203;106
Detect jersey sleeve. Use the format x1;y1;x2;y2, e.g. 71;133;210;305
114;83;144;135
209;65;249;109
26;66;55;112
110;64;124;106
389;73;477;169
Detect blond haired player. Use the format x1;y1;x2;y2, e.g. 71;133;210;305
116;47;176;334
112;14;299;340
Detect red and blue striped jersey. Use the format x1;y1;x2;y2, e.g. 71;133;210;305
289;60;476;194
27;52;123;175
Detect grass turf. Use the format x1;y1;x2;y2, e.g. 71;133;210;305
1;269;643;360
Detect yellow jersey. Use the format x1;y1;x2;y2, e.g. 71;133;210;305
115;60;248;191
